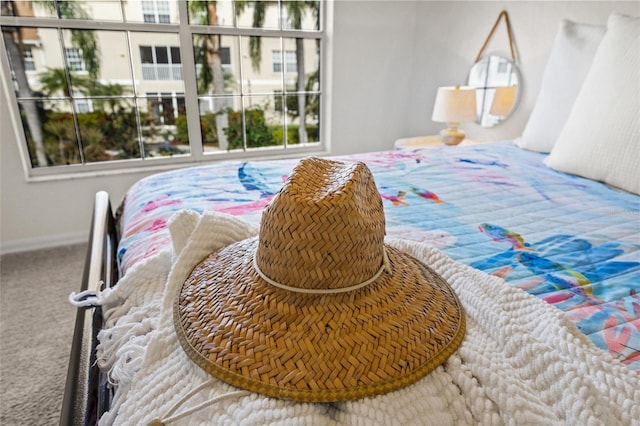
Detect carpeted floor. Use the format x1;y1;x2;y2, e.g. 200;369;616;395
0;243;87;426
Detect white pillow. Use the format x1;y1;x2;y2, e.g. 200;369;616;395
545;13;639;195
516;20;605;153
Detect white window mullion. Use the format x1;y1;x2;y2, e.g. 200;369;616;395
177;0;204;160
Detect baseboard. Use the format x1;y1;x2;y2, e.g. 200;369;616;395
0;231;88;255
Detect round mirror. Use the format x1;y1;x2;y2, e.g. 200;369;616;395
467;54;521;127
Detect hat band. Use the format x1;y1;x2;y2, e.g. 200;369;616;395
252;248;392;295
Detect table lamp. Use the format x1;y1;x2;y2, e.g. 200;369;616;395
490;85;517;118
432;86;477;145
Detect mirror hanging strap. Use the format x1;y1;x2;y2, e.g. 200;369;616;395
475;10;518;63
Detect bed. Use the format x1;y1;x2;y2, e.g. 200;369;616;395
61;12;639;426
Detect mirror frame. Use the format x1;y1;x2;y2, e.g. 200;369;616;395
467;54;522;128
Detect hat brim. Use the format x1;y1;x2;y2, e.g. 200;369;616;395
174;237;465;402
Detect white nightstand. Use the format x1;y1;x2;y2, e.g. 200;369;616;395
394;135;478;150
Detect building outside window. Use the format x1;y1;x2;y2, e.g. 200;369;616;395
140;45;182;80
23;46;35;71
142;0;171;24
272;50;297;73
65;48;86;72
0;0;323;178
146;92;185;126
74;95;93;114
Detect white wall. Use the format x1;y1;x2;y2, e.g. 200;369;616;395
329;0;418;155
403;0;640;142
1;1;638;253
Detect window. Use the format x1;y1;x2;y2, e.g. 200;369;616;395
65;48;86;72
0;0;323;177
146;92;184;126
140;45;182;80
272;50;297;73
220;47;231;73
74;91;94;113
194;46;231;75
142;1;171;24
23;46;35;71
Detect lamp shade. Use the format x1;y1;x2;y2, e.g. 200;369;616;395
490;85;517;117
432;86;478;123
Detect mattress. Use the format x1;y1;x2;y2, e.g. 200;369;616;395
117;142;640;371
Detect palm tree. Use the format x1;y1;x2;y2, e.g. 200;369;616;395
191;1;318;148
189;0;231;150
236;1;319;145
38;67;94;98
285;1;318;144
1;1;48;166
91;82;129;115
46;0;100;79
2;0;100;167
235;1;267;72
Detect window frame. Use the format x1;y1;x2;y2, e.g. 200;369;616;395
272;49;296;73
64;47;86;72
22;45;36;71
0;1;327;181
142;0;171;24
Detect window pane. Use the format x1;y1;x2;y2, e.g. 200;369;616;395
60;1;124;21
285;94;319;145
272;50;282;73
236;1;279;30
61;30;134;99
188;0;234;26
2;1;56;18
155;46;169;64
24;99;83;167
140;46;154;64
283;37;320;92
60;27;101;78
2;0;124;20
199;95;238;153
77;98;142;163
282;1;320;31
170;46;181;64
236;95;284;150
241;36;282;95
65;48;85;71
23;47;36;71
193;35;240;96
219;47;231;65
140;95;190;158
3;27;64;99
130;32;184;89
284;50;296;73
125;0;178;24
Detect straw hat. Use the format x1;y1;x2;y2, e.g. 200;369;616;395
174;157;465;402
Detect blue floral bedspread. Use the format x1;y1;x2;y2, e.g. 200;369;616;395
118;142;640;371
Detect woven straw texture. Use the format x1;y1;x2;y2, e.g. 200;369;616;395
174;158;465;402
256;158;385;290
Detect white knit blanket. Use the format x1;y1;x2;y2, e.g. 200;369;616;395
94;210;639;426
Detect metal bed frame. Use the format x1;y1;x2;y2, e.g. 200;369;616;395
60;191;119;426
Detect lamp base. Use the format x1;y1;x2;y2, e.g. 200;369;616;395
439;126;465;146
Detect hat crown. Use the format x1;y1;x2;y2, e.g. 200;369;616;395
256;157;385;291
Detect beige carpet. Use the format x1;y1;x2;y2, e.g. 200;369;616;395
1;243;87;426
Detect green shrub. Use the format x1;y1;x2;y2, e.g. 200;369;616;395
200;113;219;147
225;108;275;150
270;125;319;145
